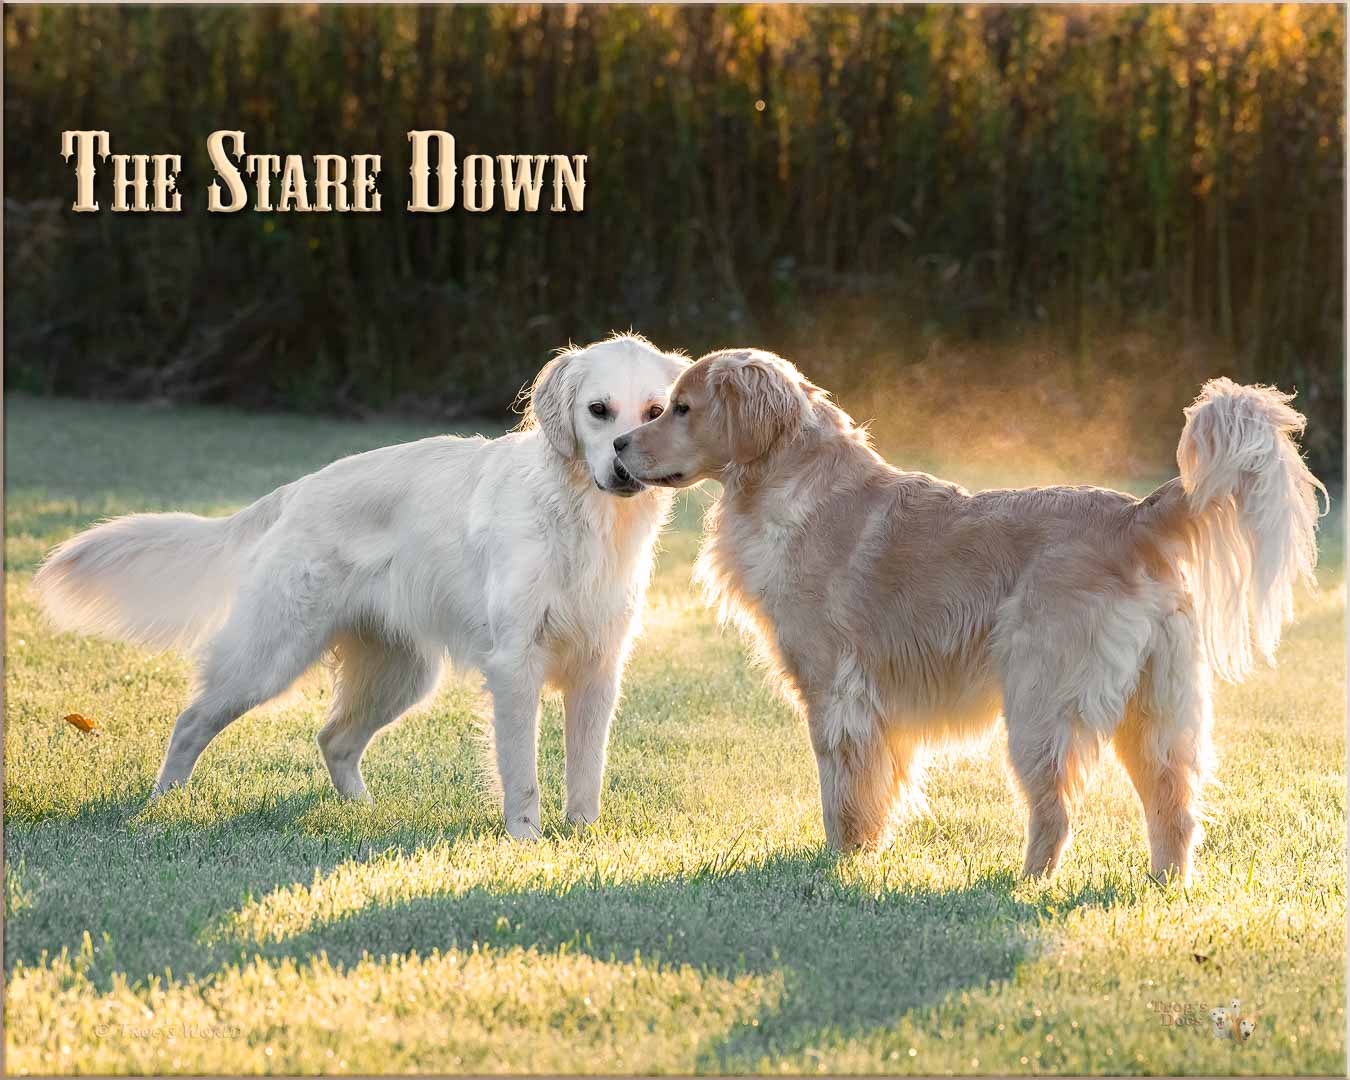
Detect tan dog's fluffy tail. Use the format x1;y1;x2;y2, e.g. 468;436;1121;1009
1138;378;1327;681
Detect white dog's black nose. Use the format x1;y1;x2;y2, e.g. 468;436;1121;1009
613;434;631;453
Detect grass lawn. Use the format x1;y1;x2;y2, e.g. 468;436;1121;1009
4;394;1345;1075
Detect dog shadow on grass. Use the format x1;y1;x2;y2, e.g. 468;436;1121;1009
1;783;502;982
6;785;1137;1069
6;763;1132;1071
223;848;1130;1071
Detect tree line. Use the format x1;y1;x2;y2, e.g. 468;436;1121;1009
4;5;1343;474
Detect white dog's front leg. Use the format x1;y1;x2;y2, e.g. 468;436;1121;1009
485;651;546;840
562;664;622;827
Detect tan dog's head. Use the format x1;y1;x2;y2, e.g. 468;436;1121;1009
613;348;810;487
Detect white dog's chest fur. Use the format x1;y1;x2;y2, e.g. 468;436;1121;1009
519;490;670;675
323;433;670;679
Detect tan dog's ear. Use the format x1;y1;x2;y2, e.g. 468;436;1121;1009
706;350;807;464
524;350;580;457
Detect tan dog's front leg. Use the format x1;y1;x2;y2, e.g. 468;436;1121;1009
810;714;907;852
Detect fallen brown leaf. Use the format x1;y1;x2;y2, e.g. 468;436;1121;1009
63;712;98;734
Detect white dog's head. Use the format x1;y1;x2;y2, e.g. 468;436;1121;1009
524;334;689;496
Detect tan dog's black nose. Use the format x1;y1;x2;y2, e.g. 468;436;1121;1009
613;434;631;453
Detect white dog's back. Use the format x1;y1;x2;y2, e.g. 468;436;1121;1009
34;433;488;654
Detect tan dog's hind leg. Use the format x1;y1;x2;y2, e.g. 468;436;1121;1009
1112;613;1214;884
993;565;1162;879
1007;716;1101;878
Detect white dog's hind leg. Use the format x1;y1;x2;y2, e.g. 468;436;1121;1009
155;691;260;797
561;662;622;826
318;633;442;801
154;596;329;797
484;646;547;840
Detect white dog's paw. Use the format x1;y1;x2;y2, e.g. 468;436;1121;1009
566;804;600;829
505;816;543;840
328;772;372;803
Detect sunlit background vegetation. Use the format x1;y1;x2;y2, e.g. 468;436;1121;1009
3;4;1344;480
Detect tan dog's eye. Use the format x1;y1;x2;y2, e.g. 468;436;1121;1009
673;401;690;416
646;404;664;421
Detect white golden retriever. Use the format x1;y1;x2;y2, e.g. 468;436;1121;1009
616;348;1325;881
35;334;687;837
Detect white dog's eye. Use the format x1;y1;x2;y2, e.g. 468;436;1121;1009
588;402;609;419
673;401;690;416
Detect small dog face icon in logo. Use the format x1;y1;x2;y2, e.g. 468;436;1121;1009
1213;998;1258;1044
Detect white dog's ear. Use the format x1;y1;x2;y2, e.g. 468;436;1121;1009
706;349;807;464
666;351;694;380
526;350;580;457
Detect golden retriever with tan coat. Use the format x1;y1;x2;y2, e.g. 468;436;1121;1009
614;348;1324;881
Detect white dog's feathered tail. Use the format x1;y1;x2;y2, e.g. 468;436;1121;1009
1141;378;1328;682
33;486;290;652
